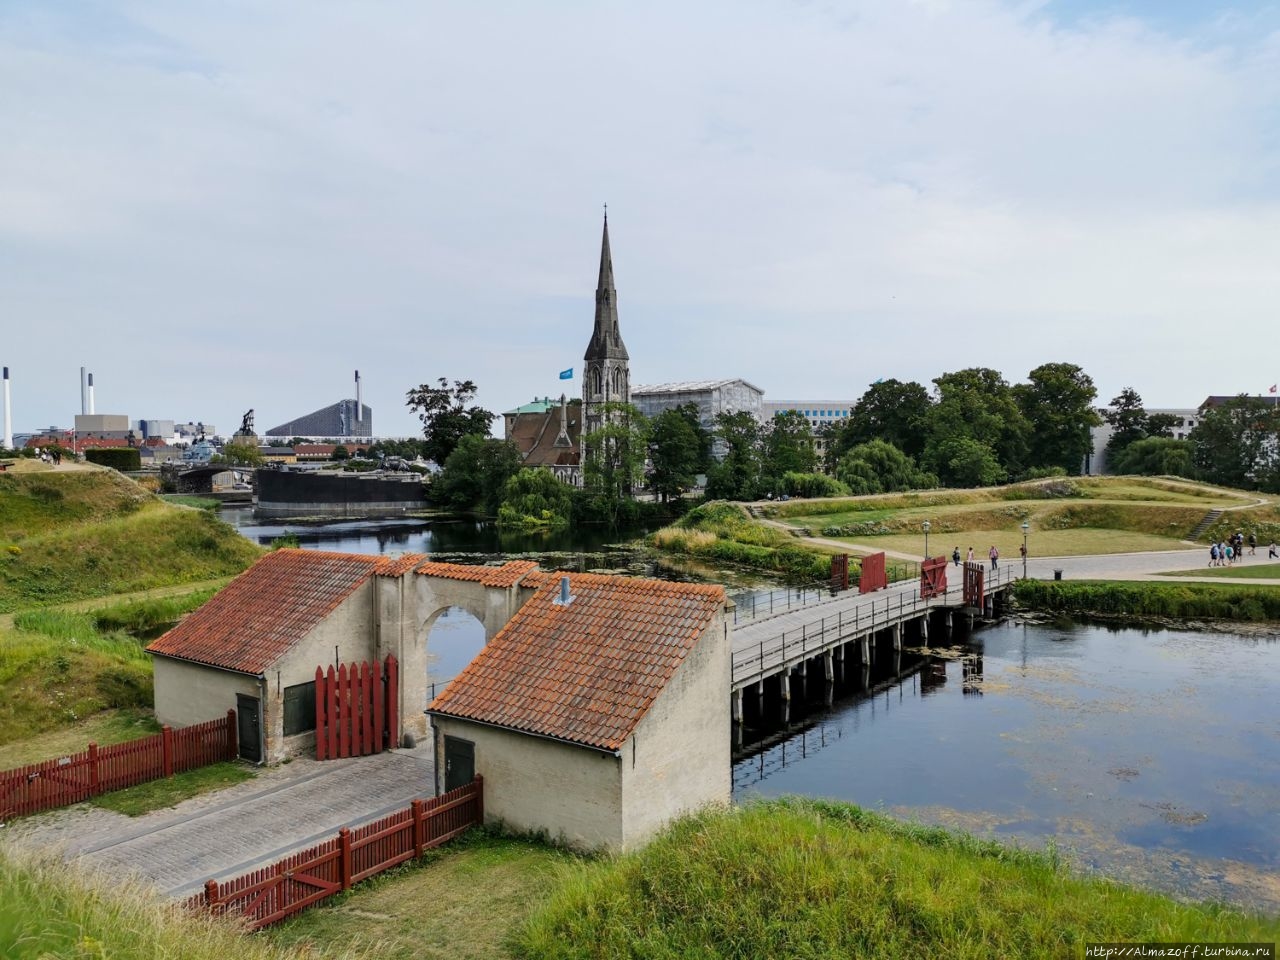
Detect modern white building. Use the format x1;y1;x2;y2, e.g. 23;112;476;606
1087;408;1201;475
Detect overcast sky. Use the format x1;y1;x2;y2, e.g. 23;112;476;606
3;1;1278;439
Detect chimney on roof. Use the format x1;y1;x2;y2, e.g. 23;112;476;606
553;575;574;606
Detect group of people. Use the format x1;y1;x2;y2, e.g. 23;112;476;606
1209;531;1257;567
950;545;1010;572
32;446;63;466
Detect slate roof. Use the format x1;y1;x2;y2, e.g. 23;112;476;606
148;550;397;674
428;573;727;751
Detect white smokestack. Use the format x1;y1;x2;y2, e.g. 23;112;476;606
355;369;362;423
88;372;95;415
80;366;87;416
3;367;12;451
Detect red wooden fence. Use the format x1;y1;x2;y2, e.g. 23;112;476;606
830;554;850;592
0;711;237;821
963;561;985;609
188;776;483;930
920;556;948;599
315;654;398;761
859;552;888;594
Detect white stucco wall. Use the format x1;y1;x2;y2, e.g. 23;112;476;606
431;717;624;851
620;609;732;848
152;657;259;729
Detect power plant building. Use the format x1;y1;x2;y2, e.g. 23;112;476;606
266;399;372;439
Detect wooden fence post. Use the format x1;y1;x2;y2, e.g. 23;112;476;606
162;725;174;778
315;666;327;761
88;742;99;796
339;827;352;890
205;879;219;915
411;798;425;858
225;710;237;761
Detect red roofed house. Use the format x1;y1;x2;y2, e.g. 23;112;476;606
147;550;543;763
427;572;732;852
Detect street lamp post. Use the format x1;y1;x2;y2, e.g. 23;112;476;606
1021;520;1030;578
923;519;931;562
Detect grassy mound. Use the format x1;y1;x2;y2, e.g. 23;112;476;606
0;848;316;960
1014;580;1280;621
516;799;1278;959
0;468;152;541
651;502;833;580
0;499;259;611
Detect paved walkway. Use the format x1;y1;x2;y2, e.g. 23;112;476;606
2;747;435;897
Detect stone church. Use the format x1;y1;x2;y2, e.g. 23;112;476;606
503;213;631;485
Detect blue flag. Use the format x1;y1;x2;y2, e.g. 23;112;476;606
559;368;573;380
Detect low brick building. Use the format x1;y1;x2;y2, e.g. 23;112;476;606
427;573;732;851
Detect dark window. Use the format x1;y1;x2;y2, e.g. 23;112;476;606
283;681;316;736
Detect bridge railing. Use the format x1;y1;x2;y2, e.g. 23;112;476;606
728;560;922;626
731;564;1014;685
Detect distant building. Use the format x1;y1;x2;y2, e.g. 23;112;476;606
1087;407;1201;475
74;413;131;437
763;401;856;459
134;419;176;441
266;399;372;439
632;379;765;431
503;396;583;487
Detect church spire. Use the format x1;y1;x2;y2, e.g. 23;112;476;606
585;208;628;362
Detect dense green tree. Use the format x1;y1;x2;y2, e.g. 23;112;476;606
498;468;572;530
835;439;937;496
406;378;495;466
214;442;262;466
331;444;350;461
922;368;1028;485
1102;388;1148;461
1144;412;1181;438
761;411;817;491
648;405;710;503
581;403;650;524
1110;437;1196;478
1189;397;1280;491
1016;362;1100;474
705;411;763;501
834;379;934;462
435;435;522;513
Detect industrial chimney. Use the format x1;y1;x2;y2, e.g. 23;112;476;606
3;367;12;451
355;369;362;423
80;366;87;416
88;372;95;415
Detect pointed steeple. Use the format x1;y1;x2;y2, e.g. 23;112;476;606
585;208;628;362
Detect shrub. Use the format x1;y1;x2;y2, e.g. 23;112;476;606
781;472;849;498
85;448;142;471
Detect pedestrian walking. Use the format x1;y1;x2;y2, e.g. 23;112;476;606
1210;543;1219;567
967;546;974;565
989;545;999;571
1248;532;1257;556
952;546;961;567
1269;541;1278;560
1225;543;1235;564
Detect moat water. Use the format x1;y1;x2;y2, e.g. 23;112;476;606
220;509;1280;910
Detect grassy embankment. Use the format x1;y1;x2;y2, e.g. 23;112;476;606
766;476;1278;559
0;848;315;960
1013;579;1280;621
1164;561;1280;579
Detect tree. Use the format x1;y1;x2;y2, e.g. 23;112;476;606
1110;437;1195;478
498;468;572;530
760;411;817;491
648;405;710;503
922;368;1028;485
1015;362;1100;474
332;444;350;461
1189;397;1280;491
406;378;495;465
835;439;938;496
1102;387;1149;462
581;403;650;525
836;379;934;462
1144;412;1181;438
214;442;262;466
705;411;762;501
435;435;522;513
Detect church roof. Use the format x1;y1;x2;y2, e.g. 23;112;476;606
584;213;629;363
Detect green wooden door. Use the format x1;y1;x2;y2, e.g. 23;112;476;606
444;736;474;791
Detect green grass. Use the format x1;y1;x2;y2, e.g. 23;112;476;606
1162;561;1280;579
0;847;318;960
159;494;222;510
0;709;160;769
515;799;1279;959
266;830;578;960
1014;579;1280;620
650;502;836;580
88;761;255;816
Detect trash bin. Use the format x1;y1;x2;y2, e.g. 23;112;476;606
1054;569;1063;581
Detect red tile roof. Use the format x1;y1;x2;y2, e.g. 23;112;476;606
377;553;429;577
147;550;393;673
428;574;727;751
414;560;539;589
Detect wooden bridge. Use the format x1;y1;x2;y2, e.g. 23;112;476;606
729;561;1016;723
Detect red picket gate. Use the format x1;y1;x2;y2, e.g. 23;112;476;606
963;562;985;609
830;554;850;592
920;556;948;599
315;654;398;761
859;552;887;594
